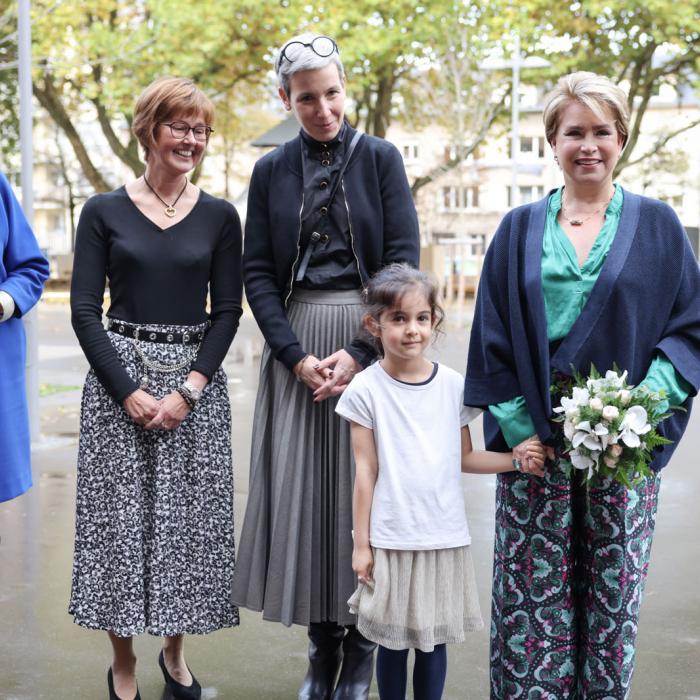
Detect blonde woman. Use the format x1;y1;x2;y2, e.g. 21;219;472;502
465;72;699;699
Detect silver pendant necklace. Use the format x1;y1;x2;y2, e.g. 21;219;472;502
143;175;188;218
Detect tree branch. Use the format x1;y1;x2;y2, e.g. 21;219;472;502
617;116;700;174
410;88;509;197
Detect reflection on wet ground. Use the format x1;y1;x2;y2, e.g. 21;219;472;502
1;304;699;699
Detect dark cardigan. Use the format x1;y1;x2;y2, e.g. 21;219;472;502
243;125;420;369
464;188;700;471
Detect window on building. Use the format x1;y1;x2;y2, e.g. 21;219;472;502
444;143;479;163
441;185;480;211
48;212;65;233
520;137;545;159
507;185;544;207
436;233;487;276
463;233;486;258
51;166;65;188
520;137;534;153
402;142;420;162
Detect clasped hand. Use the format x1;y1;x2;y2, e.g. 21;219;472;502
512;435;556;477
293;349;361;402
123;388;190;430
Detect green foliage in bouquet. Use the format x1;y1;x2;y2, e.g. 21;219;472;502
551;364;678;487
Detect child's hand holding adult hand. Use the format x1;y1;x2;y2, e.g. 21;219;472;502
352;545;374;584
513;435;554;477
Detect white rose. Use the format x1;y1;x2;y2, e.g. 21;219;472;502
602;405;619;421
619;390;631;405
604;456;618;468
589;397;604;411
609;444;623;457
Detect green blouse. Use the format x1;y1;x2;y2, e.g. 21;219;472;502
489;185;692;447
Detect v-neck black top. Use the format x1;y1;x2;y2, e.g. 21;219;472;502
70;186;243;402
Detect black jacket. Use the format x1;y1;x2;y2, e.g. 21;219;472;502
243;125;420;369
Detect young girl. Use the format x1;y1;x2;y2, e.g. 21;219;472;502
335;263;545;700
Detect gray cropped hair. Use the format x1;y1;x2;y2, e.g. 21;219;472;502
275;33;345;97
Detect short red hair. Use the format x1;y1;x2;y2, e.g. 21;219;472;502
132;77;214;161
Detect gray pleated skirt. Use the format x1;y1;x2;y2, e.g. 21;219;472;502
232;289;364;626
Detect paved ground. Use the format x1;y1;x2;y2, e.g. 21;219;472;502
1;301;699;699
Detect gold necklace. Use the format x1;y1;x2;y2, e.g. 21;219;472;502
143;175;188;218
561;190;614;227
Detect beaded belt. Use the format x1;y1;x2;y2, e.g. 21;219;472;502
107;319;208;345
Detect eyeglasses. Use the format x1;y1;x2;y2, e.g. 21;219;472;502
160;121;213;142
278;36;338;68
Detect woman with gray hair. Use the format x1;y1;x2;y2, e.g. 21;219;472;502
232;33;420;699
465;71;699;698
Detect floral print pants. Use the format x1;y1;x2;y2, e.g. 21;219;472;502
489;461;660;700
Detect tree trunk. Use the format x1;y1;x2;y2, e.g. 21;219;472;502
370;72;395;139
90;65;143;176
92;100;143;177
33;73;111;193
53;126;77;249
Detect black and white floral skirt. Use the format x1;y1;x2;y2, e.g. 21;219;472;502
69;321;239;637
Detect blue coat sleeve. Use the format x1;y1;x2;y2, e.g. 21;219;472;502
654;209;700;395
464;211;525;404
0;173;49;315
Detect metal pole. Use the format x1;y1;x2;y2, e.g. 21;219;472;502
18;0;41;443
511;33;520;208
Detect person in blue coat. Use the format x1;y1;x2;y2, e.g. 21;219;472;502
0;170;50;502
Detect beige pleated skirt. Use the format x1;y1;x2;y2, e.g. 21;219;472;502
348;545;484;652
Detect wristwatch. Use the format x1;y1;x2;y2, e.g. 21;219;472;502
177;381;202;409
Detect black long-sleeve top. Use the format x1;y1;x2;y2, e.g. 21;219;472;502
71;187;243;403
296;123;361;290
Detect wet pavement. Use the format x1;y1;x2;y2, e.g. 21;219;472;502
1;301;699;699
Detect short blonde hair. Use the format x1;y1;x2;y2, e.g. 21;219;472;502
132;77;214;161
543;71;630;147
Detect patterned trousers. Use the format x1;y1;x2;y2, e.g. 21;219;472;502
489;461;660;700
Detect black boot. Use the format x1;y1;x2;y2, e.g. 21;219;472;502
298;622;346;700
331;626;377;700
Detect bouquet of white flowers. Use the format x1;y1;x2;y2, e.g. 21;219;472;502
552;367;673;486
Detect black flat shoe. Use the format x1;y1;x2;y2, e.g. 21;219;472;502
107;668;141;700
158;649;202;700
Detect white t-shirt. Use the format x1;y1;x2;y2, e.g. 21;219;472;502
336;361;481;550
